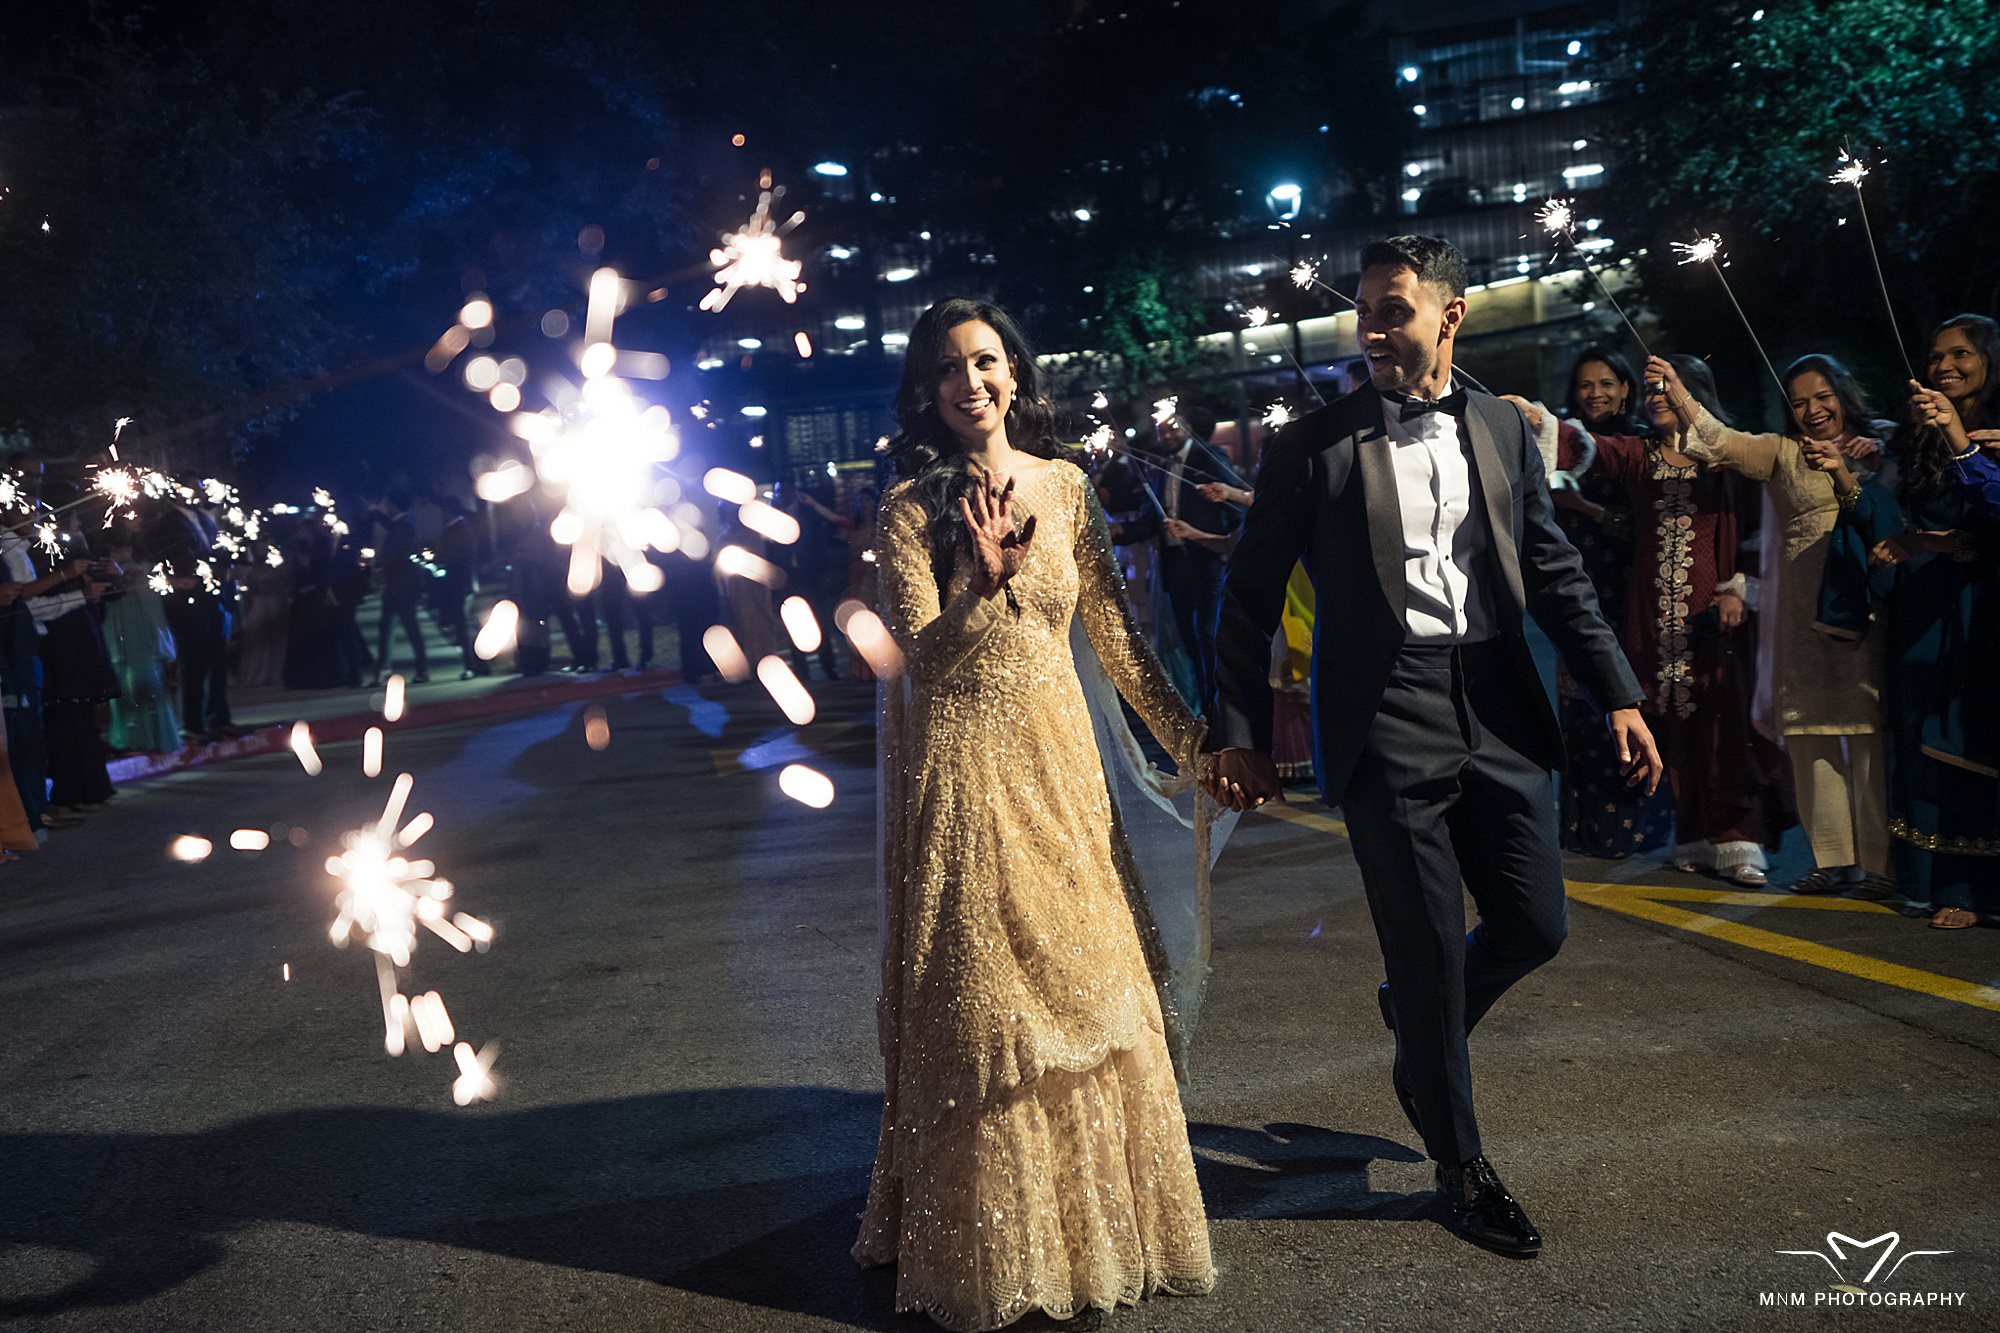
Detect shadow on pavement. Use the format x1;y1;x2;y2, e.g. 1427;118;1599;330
1192;1121;1435;1222
0;1085;896;1328
1;1095;1435;1327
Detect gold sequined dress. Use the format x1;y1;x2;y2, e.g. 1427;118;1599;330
855;461;1216;1330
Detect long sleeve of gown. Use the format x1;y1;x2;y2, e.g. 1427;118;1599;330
876;491;1009;687
1073;483;1204;773
1681;404;1783;481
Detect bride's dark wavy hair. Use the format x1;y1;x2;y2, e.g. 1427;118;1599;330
886;298;1066;593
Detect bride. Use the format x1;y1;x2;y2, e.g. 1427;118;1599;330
853;297;1218;1329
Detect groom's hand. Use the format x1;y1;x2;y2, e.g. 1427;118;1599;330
1607;707;1664;795
1209;748;1281;811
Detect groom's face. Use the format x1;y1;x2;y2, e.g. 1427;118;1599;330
1354;264;1464;396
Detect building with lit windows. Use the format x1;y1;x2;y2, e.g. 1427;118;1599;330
695;0;1644;481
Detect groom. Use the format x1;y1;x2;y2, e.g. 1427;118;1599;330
1205;234;1662;1258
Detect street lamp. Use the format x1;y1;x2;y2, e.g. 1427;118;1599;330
1265;184;1307;388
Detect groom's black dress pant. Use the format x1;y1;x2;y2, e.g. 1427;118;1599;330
1339;638;1568;1167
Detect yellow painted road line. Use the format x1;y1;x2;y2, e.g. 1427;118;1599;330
1567;879;2000;1013
1255;803;2000;1013
1257;802;1349;838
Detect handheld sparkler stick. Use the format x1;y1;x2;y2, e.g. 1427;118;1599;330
1243;306;1327;407
1672;233;1789;406
1535;198;1651;360
1829;150;1915;381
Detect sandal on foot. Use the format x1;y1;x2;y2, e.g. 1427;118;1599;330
1788;867;1844;895
1725;865;1767;887
1930;907;1977;930
1851;874;1897;901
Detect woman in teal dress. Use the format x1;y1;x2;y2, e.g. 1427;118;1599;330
1818;315;2000;928
103;537;182;754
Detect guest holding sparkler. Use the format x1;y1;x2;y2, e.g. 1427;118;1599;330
155;498;236;739
366;489;429;685
1543;347;1673;858
1650;353;1892;895
856;298;1215;1328
1117;401;1246;713
36;504;120;821
0;480;78;839
1578;356;1791;884
232;537;291;689
1820;316;2000;928
102;533;182;754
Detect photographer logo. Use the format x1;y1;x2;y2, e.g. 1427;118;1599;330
1758;1230;1966;1310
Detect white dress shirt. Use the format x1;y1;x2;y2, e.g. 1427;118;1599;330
1382;388;1494;642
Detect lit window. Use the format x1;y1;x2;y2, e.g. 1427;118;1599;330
740;405;768;418
882;267;919;283
1412;104;1427;116
1400;65;1420;83
1510;96;1525;111
827;245;854;260
834;315;866;331
1572;138;1589;151
1566;39;1582;56
737;337;762;350
1074;208;1092;222
1401;188;1422;203
1404;162;1423;178
811;161;848;178
1562;164;1606;182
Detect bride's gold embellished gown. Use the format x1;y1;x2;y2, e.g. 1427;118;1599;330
854;462;1216;1330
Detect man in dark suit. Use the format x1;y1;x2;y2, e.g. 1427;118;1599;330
1206;235;1664;1258
1117;401;1247;713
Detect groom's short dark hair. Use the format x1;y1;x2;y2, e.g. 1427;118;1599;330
1359;234;1467;301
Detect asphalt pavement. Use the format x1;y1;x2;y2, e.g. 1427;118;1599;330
2;679;1996;1331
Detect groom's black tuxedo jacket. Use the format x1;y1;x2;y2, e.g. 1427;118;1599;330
1210;383;1642;805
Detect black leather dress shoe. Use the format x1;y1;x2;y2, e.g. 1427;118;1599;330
1378;982;1424;1141
1436;1156;1542;1258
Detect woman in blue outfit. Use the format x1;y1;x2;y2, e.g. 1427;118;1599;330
1819;315;2000;929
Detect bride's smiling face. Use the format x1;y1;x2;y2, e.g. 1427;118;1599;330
936;321;1016;444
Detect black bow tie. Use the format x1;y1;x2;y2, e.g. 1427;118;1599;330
1395;388;1469;422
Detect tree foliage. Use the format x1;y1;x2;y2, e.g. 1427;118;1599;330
1608;0;2000;412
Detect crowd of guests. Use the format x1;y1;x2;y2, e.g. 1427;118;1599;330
0;453;889;862
1086;322;2000;932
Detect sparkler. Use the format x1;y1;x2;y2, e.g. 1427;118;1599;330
1262;402;1295;430
148;562;173;596
92;466;141;526
1535;196;1650;358
1673;232;1787;402
1240;308;1327;407
325;771;495;1085
1829;148;1914;379
700;189;806;311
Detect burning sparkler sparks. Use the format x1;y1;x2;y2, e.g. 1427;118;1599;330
700;189;806;311
1244;305;1272;328
1828;147;1913;378
1828;150;1870;188
1151;396;1180;426
1672;231;1787;402
1262;403;1295;430
148;562;173;596
1671;234;1723;267
1536;196;1649;357
1289;261;1319;290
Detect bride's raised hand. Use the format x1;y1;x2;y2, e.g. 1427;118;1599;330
959;475;1037;598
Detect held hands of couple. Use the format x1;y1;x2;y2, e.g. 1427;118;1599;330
958;474;1037;599
1205;748;1282;812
